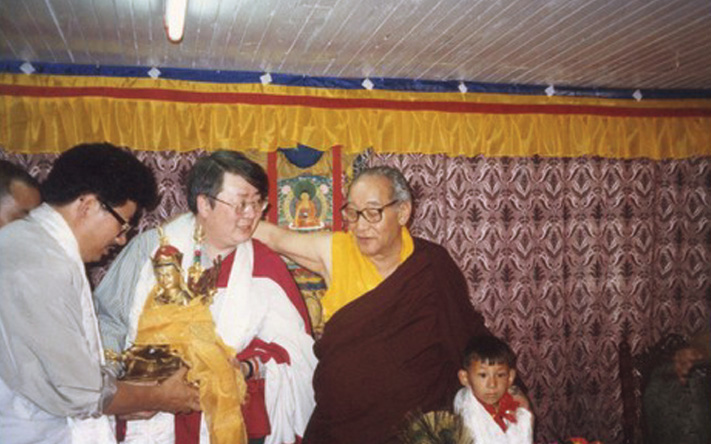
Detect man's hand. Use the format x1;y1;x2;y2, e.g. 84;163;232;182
154;367;201;413
229;356;251;379
106;366;201;416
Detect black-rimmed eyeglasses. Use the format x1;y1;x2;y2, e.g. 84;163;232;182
209;195;268;215
341;200;399;224
99;199;132;237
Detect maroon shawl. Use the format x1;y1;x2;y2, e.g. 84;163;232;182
303;238;492;444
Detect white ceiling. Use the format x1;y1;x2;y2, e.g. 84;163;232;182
1;0;710;90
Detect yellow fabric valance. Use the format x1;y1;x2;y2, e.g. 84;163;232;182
1;73;710;159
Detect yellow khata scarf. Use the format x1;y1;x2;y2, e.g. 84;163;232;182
322;227;414;321
134;295;247;444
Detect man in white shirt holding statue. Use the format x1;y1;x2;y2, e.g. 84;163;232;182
95;150;316;444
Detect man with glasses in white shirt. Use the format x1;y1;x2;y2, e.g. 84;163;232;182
0;143;201;444
95;150;316;444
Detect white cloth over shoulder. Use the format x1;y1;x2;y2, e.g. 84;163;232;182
0;204;115;444
454;387;533;444
95;213;316;444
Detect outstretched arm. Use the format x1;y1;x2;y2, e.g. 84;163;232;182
253;220;333;286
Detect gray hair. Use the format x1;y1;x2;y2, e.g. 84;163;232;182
352;166;412;203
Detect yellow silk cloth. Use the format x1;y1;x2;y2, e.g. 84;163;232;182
2;73;711;159
134;296;247;444
322;227;414;321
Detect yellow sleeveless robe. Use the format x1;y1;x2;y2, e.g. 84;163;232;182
322;227;414;321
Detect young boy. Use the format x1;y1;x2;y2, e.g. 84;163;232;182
454;335;533;443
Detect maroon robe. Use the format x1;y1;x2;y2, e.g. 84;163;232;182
303;238;493;444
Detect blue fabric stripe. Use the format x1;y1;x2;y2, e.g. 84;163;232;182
1;60;709;100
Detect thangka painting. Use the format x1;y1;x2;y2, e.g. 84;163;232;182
273;145;352;335
279;176;331;231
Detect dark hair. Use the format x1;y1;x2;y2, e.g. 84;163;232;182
462;335;517;369
186;150;268;213
41;143;158;212
0;160;39;200
352;166;412;203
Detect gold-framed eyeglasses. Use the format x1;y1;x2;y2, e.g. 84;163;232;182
209;195;268;215
99;199;132;237
341;200;399;224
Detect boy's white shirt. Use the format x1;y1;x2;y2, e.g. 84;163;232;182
454;387;533;444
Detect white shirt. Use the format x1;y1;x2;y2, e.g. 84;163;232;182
454;387;533;444
0;204;115;444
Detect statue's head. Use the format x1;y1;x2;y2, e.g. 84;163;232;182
151;227;186;290
152;244;184;290
152;243;183;267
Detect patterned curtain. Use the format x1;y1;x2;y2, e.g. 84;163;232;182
366;152;711;442
3;147;709;442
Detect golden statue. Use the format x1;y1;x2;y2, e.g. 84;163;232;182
113;227;247;444
150;241;194;305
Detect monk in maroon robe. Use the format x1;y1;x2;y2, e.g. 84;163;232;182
304;238;492;443
255;166;528;444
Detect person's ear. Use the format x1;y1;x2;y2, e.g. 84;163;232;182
76;194;99;220
508;369;517;387
196;194;212;217
458;369;470;387
397;201;412;226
